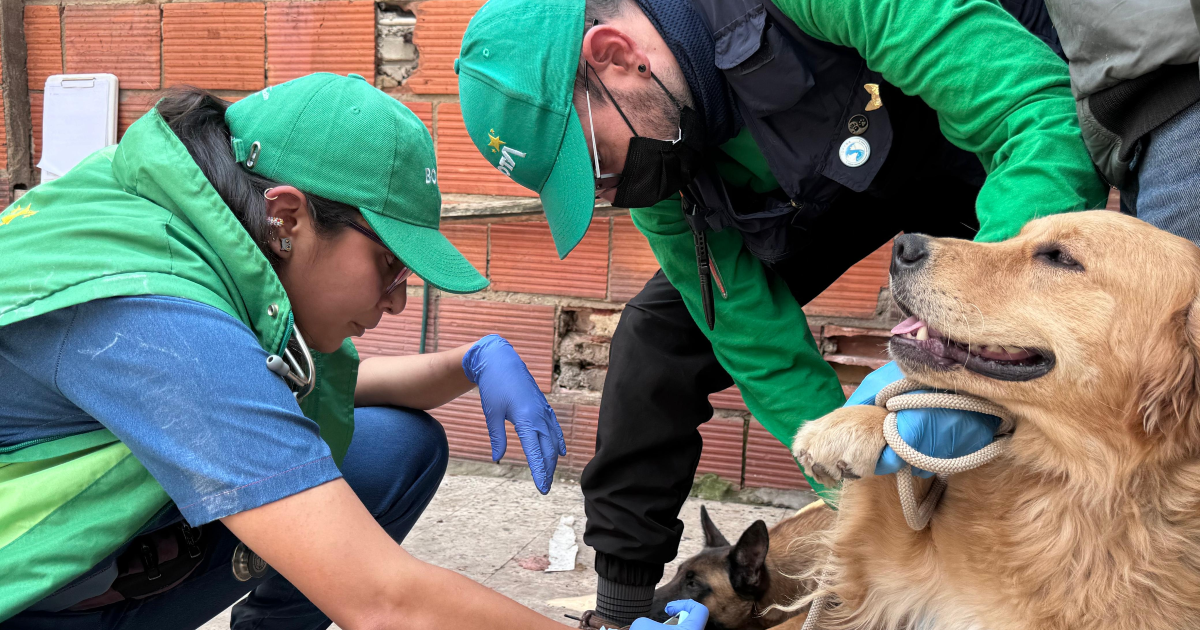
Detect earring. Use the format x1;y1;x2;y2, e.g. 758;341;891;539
280;237;292;252
264;188;280;201
266;217;284;227
638;64;646;73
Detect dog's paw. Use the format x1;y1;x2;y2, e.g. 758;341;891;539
792;405;889;486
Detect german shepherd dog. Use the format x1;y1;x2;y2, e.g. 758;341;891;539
649;503;834;629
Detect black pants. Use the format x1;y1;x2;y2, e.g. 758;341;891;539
582;104;986;587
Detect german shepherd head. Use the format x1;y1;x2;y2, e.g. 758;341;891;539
650;504;834;629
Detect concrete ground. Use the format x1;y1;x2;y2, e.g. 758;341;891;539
200;462;814;629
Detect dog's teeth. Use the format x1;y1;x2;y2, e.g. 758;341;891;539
983;344;1004;353
1003;345;1023;354
915;326;929;341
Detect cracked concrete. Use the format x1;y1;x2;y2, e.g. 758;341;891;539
199;467;804;629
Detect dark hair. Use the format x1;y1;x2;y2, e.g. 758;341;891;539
155;86;360;265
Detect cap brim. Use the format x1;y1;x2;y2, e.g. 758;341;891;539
360;208;489;294
539;106;597;259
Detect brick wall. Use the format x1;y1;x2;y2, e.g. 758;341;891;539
0;0;1124;491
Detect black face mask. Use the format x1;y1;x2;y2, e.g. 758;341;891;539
589;68;705;209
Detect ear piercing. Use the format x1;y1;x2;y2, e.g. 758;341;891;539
280;237;292;252
638;64;646;73
264;188;280;201
266;217;284;227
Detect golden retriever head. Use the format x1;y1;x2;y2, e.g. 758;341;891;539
889;211;1200;469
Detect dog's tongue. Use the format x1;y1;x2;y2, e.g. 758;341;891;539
891;316;925;335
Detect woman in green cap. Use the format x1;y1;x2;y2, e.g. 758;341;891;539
0;72;668;630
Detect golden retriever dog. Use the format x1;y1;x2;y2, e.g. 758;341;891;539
790;211;1200;630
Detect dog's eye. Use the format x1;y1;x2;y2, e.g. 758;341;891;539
1035;245;1084;271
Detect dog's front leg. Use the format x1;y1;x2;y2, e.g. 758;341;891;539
793;405;889;486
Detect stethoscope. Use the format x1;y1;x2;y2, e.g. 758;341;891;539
264;324;315;401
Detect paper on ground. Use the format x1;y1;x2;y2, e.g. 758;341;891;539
546;593;597;612
546;515;578;572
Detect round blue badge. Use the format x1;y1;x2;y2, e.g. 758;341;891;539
839;136;871;168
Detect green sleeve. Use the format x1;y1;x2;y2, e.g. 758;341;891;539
629;201;846;451
774;0;1109;242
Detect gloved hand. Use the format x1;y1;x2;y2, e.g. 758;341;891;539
630;600;709;630
463;334;567;494
849;362;1001;478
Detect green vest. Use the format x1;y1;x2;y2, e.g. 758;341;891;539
0;110;358;621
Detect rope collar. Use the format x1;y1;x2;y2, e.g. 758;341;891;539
802;379;1014;630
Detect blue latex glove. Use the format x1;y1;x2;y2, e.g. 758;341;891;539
850;362;1001;478
630;600;710;630
463;334;567;494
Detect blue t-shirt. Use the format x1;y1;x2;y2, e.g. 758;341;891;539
0;296;342;525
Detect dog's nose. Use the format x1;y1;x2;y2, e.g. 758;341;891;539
892;234;930;274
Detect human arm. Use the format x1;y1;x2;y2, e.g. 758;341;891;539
356;345;474;410
221;479;570;630
356;335;566;494
774;0;1109;241
629;201;846;451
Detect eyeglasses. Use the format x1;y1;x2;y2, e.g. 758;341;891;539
344;221;414;295
584;65;622;197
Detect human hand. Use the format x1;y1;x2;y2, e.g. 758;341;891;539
463;334;567;494
630;600;709;630
850;362;1001;478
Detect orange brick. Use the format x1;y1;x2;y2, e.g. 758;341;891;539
64;4;160;90
401;101;434;135
163;3;265;91
118;91;162;140
709;385;748;412
434;102;538;197
566;403;599;471
266;1;374;85
489;219;609;299
30;92;43;165
804;240;891;318
354;299;427;359
25;6;63;90
609;214;659;302
435;298;557;392
697;416;746;483
407;0;484;95
1105;187;1121;211
744;420;808;490
0;95;6;171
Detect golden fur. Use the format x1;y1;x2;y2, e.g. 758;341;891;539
790;211;1200;629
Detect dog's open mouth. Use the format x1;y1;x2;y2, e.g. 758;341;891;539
888;315;1055;381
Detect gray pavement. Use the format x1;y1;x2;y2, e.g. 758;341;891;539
200;464;810;629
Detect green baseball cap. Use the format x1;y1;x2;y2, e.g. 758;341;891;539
455;0;594;259
226;72;487;294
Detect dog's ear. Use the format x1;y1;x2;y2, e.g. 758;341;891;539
1137;294;1200;446
728;520;770;598
700;505;729;548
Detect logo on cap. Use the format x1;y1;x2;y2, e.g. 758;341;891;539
497;145;526;177
487;129;505;153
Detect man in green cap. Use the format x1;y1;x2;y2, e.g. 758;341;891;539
456;0;1107;624
0;72;687;630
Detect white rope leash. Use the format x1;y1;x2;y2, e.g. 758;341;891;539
876;379;1014;530
802;379;1014;629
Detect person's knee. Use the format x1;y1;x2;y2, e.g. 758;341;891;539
385;407;449;480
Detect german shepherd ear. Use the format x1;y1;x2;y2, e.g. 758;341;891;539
728;520;770;598
700;506;729;547
1137;294;1200;445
